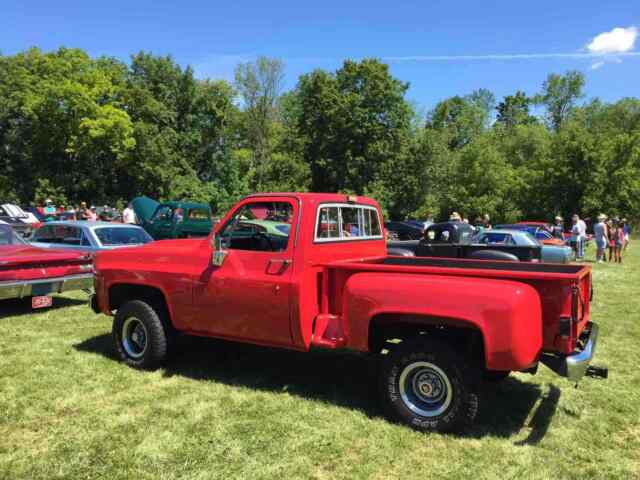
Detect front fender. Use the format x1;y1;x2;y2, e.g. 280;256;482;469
342;273;542;371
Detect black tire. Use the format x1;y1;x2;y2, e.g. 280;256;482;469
113;300;168;369
380;338;479;433
469;249;519;262
483;370;511;382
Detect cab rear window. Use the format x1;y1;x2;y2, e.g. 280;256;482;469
315;204;382;242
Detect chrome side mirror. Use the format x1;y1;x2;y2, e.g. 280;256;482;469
211;234;227;266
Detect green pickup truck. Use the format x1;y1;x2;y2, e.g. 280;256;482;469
132;197;213;240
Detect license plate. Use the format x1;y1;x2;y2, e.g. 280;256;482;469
32;296;53;309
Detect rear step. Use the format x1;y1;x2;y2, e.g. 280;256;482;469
312;314;346;349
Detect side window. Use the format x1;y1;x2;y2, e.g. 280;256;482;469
81;232;92;247
315;204;382;242
188;208;209;220
59;226;82;245
316;207;340;239
153;206;173;222
219;201;293;252
34;226;55;242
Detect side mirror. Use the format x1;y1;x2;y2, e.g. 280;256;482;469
211;234;227;266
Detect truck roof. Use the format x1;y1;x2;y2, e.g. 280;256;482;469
243;192;380;207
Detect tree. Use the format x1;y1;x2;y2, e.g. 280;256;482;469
295;59;414;217
495;91;536;128
426;96;486;149
535;71;585;130
234;56;285;190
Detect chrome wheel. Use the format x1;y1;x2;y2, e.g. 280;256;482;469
122;317;148;359
399;361;453;417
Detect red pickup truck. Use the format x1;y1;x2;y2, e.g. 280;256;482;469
91;193;604;432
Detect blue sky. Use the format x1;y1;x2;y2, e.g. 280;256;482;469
2;1;639;111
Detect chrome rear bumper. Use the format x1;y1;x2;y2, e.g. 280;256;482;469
0;273;94;301
541;322;603;382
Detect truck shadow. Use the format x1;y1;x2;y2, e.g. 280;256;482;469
74;334;559;440
1;296;86;318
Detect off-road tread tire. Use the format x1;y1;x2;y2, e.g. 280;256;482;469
113;300;168;370
380;337;479;433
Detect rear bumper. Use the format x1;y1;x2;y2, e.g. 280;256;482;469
541;322;601;382
0;273;94;301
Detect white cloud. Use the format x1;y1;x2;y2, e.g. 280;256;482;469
587;26;637;54
591;61;605;70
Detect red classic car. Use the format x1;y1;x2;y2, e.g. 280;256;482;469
0;223;93;308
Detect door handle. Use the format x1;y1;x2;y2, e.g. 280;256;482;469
267;259;291;275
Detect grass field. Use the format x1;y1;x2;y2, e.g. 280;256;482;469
1;244;639;480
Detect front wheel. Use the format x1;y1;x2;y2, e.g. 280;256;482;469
380;338;479;433
113;300;168;369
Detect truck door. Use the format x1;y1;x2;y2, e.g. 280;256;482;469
194;197;297;346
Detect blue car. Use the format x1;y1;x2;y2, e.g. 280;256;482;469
475;229;573;263
30;221;153;253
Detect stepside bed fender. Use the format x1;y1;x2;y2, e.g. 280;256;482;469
341;272;543;371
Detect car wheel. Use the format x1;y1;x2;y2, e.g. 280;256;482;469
113;300;168;369
380;338;479;433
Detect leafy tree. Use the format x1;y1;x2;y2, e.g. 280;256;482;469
234;56;285;190
535;71;585;130
295;59;414;217
426;96;486;149
496;91;537;128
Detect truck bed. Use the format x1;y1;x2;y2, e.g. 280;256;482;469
324;255;590;280
321;255;592;355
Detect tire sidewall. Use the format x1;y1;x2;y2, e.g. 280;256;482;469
113;300;167;369
382;343;476;432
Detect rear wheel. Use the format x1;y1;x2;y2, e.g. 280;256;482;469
113;300;168;369
380;338;479;433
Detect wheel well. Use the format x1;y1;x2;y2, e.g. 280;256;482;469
368;313;486;367
108;284;171;325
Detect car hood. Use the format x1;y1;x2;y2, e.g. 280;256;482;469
0;244;91;267
131;196;160;223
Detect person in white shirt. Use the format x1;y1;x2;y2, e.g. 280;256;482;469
122;203;136;224
571;214;587;260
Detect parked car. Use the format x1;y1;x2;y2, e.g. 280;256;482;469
30;221;154;253
475;229;573;263
414;222;542;262
495;224;567;246
0;222;93;308
90;193;605;433
0;204;36;238
132;196;213;240
384;221;424;240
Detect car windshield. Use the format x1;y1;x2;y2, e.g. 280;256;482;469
0;224;26;245
519;232;540;246
93;227;153;246
275;224;291;235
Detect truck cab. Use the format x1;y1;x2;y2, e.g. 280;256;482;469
91;193;604;433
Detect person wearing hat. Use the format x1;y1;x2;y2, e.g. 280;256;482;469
551;216;564;239
593;214;608;263
43;199;56;216
449;212;462;222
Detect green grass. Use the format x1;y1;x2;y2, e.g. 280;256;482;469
1;244;639;480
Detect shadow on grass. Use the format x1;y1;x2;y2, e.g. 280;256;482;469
1;296;86;317
74;334;559;440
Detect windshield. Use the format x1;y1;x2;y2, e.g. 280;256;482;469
0;224;26;246
93;227;153;246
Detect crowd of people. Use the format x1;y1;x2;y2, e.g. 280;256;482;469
35;199;138;224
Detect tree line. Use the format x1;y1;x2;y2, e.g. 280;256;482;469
1;47;639;222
